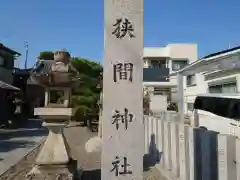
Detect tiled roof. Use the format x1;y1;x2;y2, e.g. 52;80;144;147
203;46;240;59
0;43;21;56
0;80;19;90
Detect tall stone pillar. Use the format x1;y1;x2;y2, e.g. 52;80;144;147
102;0;144;180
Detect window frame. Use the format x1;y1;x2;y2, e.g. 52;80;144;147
187;102;194;111
208;82;237;94
171;60;188;71
150;59;167;69
186;74;196;87
0;56;5;67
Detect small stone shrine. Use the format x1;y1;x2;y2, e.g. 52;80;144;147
26;50;81;180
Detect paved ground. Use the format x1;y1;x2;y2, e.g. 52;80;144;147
64;125;167;180
0;121;166;180
0;119;47;176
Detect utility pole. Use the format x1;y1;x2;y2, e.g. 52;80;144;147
24;41;28;69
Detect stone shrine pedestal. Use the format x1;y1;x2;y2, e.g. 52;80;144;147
27;107;81;180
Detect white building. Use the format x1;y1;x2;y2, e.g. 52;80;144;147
143;44;198;103
169;46;240;134
183;46;240;114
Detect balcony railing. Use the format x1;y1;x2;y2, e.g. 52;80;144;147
143;67;169;82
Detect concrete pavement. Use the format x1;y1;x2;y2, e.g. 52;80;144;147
64;125;166;180
0;119;48;176
0;122;166;179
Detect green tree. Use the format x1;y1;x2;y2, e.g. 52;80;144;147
71;57;102;125
143;91;151;115
38;51;54;60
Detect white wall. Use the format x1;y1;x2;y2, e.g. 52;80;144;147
143;44;198;88
193;110;240;136
184;73;206;113
143;44;198;108
144;44;198;64
184;69;240;114
150;94;167;115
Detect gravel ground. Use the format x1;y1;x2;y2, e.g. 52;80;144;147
0;141;44;180
0;124;166;180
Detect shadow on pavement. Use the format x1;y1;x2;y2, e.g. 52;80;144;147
0;119;44;130
82;169;101;180
0;119;48;153
20;119;44;129
0;129;47;141
0;140;38;153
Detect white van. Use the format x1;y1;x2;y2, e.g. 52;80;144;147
192;94;240;137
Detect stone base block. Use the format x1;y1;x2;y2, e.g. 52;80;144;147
26;160;82;180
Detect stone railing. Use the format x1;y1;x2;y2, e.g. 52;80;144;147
144;115;239;180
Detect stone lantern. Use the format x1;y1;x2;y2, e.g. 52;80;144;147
27;50;81;179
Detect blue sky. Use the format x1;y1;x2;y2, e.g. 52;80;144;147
0;0;239;68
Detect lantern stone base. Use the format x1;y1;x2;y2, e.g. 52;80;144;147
26;122;82;179
26;110;81;179
26;160;82;180
35;123;70;165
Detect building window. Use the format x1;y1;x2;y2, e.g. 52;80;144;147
209;82;237;93
172;60;188;71
143;60;148;67
187;103;194;111
154;87;167;95
186;74;196;86
0;56;5;66
208;85;221;93
150;60;166;68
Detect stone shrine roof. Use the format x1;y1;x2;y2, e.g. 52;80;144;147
33;60;53;75
30;59;80;87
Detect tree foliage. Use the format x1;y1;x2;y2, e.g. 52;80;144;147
71;57;102;122
167;102;178;112
143;91;151;115
39;51;54;60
